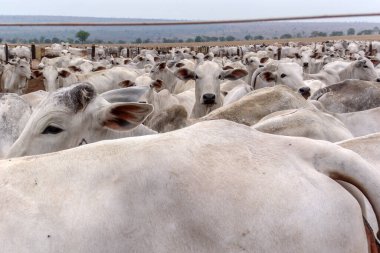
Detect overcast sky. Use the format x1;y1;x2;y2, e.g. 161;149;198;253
1;0;380;22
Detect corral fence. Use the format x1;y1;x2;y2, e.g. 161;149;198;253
2;12;380;63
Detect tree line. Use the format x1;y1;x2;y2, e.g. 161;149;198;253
1;27;379;45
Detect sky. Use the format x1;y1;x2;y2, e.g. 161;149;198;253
1;0;380;22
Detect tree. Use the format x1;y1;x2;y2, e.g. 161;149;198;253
310;31;327;37
254;35;264;40
195;36;203;42
52;37;60;43
134;38;142;44
44;38;52;44
347;28;355;35
245;35;253;40
280;34;292;39
226;36;235;41
75;30;90;43
330;31;344;37
357;30;373;35
0;38;2;43
143;38;151;43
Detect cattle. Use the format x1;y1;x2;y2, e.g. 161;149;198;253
0;93;32;158
9;46;32;61
143;79;195;129
311;79;380;113
6;83;155;158
0;120;379;252
201;85;310;125
253;107;354;142
0;58;32;94
21;90;48;108
34;66;139;93
175;61;247;118
150;62;195;94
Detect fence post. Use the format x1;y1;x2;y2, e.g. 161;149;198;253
31;44;36;60
369;41;373;56
91;44;96;60
5;44;9;64
277;47;282;60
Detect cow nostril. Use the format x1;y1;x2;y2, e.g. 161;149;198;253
377;78;380;82
303;62;309;67
298;87;311;99
299;87;311;93
202;93;216;104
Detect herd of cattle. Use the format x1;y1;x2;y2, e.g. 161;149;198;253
1;40;380;252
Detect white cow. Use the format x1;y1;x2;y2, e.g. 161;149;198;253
6;83;155;158
253;107;354;142
175;61;247;118
0;120;379;252
0;94;32;158
0;59;32;94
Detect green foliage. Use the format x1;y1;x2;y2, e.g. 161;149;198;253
254;35;264;40
330;31;344;36
280;34;292;39
310;31;327;37
226;36;235;41
347;28;355;35
245;35;253;40
357;30;373;35
76;30;90;43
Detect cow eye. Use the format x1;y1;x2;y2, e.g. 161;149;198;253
280;73;287;78
41;125;64;134
195;75;199;79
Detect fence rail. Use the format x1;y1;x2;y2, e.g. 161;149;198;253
0;13;380;26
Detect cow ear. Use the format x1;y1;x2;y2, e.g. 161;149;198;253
175;62;185;68
158;62;166;70
260;57;269;64
33;70;43;78
371;59;380;67
153;56;160;62
295;53;301;59
150;79;163;90
99;102;153;131
261;71;277;82
174;68;196;81
221;69;248;80
93;66;106;72
58;69;71;78
118;80;135;88
222;65;234;70
101;87;149;103
68;65;81;72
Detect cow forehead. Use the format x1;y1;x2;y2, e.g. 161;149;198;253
36;86;94;113
196;61;220;75
278;63;302;74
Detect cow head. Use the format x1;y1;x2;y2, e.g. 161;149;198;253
6;83;153;158
175;61;247;116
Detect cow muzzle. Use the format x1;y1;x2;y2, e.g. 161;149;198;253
202;93;216;105
298;87;311;99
